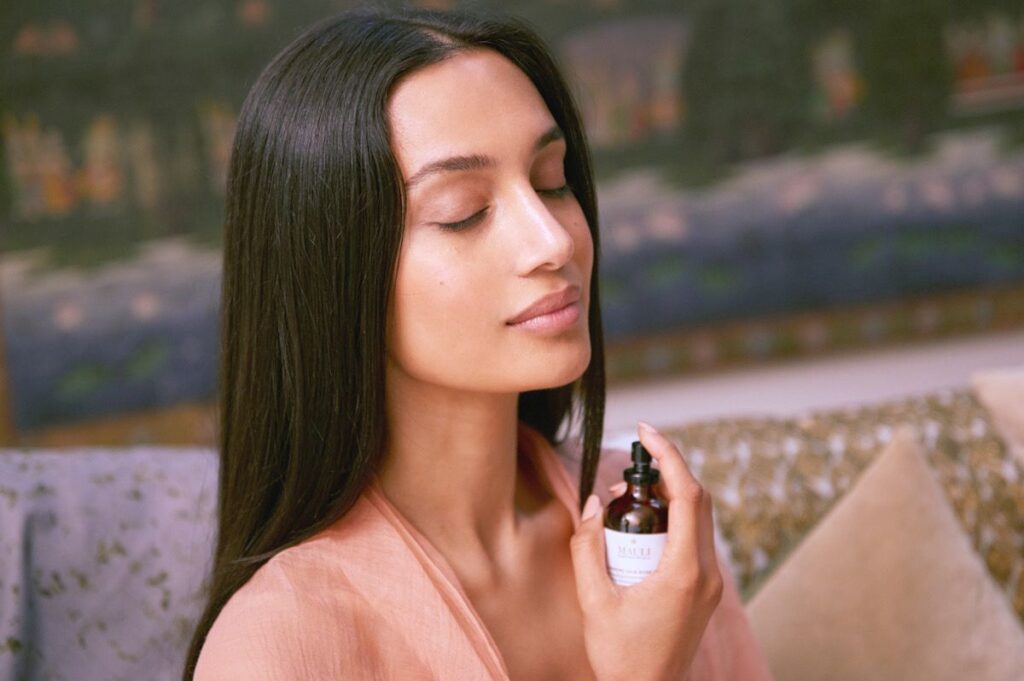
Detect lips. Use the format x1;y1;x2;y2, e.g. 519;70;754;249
507;285;582;325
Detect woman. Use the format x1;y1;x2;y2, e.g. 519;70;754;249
184;6;773;680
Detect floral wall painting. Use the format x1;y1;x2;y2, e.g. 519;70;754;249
2;0;1023;442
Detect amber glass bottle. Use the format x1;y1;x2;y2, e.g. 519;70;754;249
603;440;668;586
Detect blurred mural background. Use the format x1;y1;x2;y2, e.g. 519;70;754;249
1;0;1023;445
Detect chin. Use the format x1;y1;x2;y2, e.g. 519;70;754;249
529;341;592;390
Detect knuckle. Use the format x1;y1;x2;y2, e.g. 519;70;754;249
673;565;723;603
671;564;702;595
569;531;597;554
577;587;601;611
681;481;705;505
584;588;616;613
704;570;725;605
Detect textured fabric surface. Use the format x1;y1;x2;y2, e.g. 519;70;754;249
655;387;1024;620
195;421;774;681
745;426;1024;681
0;447;218;681
972;364;1024;467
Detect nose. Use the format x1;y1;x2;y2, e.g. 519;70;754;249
509;183;576;274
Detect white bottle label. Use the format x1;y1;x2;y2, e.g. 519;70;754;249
603;528;667;586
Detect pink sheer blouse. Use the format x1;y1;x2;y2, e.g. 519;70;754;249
194;423;774;680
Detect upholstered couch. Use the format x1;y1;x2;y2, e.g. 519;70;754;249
2;367;1023;681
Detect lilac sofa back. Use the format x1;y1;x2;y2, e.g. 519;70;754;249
0;447;218;681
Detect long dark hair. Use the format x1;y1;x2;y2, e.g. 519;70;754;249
183;5;605;678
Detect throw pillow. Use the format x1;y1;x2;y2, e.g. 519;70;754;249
744;426;1024;681
972;364;1024;467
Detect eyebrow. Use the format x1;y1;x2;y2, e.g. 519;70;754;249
403;124;565;190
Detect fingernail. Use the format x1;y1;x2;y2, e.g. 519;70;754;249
638;420;657;435
581;494;601;521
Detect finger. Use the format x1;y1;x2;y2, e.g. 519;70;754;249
636;422;700;504
607;481;627;496
663;484;704;571
637;422;704;568
696;491;724;605
652;478;669;500
697;488;719;574
568;494;616;612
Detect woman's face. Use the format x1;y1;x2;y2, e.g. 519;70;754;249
386;49;593;395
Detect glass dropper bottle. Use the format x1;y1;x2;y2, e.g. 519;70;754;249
603;440;669;585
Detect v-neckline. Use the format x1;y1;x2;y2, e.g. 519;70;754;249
363;422;583;680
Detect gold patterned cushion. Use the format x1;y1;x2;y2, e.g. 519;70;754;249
659;388;1024;623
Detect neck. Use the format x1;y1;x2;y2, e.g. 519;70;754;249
377;369;539;571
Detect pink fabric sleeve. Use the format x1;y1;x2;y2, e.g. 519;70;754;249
684;557;775;681
192;560;433;680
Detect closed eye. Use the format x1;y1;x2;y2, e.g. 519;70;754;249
439;208;488;232
437;184;573;232
538;183;572;198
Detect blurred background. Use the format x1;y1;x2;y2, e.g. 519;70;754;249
2;0;1023;446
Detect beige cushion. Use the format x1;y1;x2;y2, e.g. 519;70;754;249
745;426;1024;681
972;364;1024;467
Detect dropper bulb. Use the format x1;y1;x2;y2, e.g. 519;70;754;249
625;440;659;485
631;440;651;466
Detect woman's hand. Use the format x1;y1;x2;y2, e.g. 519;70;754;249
569;421;724;681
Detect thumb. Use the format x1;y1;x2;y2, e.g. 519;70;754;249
569;494;615;612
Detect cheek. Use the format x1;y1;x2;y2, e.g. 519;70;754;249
393;253;460;332
570;207;594;277
388;238;494;370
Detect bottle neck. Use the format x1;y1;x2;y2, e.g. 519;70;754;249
629;482;651;501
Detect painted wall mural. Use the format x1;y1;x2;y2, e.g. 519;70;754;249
2;0;1023;440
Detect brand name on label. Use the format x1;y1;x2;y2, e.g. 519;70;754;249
616;545;653;559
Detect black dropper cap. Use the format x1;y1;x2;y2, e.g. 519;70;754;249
624;440;660;485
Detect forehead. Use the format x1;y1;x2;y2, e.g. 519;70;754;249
387;49;558;175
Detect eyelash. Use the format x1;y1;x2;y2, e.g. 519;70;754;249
438;184;573;231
